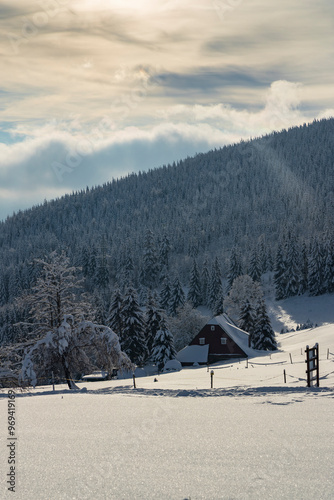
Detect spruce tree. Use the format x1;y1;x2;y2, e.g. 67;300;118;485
323;234;334;293
284;240;300;298
248;249;261;282
308;239;324;296
145;292;163;360
160;277;171;312
227;248;243;289
252;300;277;351
274;244;286;300
169;276;186;316
201;259;210;307
159;234;171;271
208;257;223;311
213;287;224;316
121;287;147;365
107;288;124;342
151;317;176;371
187;259;202;308
142;229;159;289
299;242;309;294
239;299;255;341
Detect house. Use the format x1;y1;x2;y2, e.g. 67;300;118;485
177;314;252;366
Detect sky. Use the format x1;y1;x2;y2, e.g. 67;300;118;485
0;0;333;221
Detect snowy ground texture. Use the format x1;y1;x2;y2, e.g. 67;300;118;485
1;296;334;499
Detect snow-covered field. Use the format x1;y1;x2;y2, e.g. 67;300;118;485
1;299;334;499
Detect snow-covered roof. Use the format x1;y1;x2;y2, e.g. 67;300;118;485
210;314;256;357
164;359;182;372
176;344;209;364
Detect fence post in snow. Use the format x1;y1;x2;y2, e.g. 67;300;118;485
283;369;286;384
210;370;214;389
289;353;293;364
305;344;319;388
327;348;329;360
133;374;136;389
52;371;55;392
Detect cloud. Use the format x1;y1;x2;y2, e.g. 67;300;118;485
1;80;330;221
0;1;333;220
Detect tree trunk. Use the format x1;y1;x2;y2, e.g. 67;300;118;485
61;357;78;390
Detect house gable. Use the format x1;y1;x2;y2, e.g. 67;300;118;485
189;315;249;362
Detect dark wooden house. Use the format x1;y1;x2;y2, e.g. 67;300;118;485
177;314;251;366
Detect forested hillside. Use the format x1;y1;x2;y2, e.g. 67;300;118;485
1;118;334;345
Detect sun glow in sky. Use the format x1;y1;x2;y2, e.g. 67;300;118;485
0;0;333;220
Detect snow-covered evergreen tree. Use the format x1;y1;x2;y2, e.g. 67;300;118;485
227;248;243;289
308;239;324;296
274;244;286;300
252;300;277;351
169;276;185;316
121;287;147;365
208;257;223;310
213;287;224;316
238;299;256;338
187;259;202;308
284;239;300;298
151;317;176;371
323;233;334;293
248;249;261;282
299;242;309;294
159;277;171;312
141;229;159;289
107;288;124;342
201;259;210;307
159;234;171;271
145;292;163;361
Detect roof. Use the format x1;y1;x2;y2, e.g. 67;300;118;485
208;314;255;357
176;344;209;364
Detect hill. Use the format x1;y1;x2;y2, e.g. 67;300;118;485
1;118;334;343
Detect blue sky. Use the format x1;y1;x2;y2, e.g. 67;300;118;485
0;0;333;220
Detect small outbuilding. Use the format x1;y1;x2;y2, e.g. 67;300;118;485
177;314;251;366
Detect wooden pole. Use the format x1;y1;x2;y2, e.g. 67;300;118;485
327;348;329;360
133;374;136;389
289;353;293;364
305;345;310;387
283;369;286;384
246;358;248;369
316;343;320;387
52;371;55;392
210;370;214;389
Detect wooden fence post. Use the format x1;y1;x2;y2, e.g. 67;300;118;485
210;370;214;389
133;374;136;389
305;344;319;388
283;369;286;384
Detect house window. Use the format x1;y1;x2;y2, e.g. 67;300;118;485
211;326;215;331
221;337;227;345
199;338;205;345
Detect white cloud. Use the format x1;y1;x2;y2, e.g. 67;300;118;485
0;80;328;221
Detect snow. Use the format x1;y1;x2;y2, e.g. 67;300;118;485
1;321;333;499
163;359;182;372
176;344;209;364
